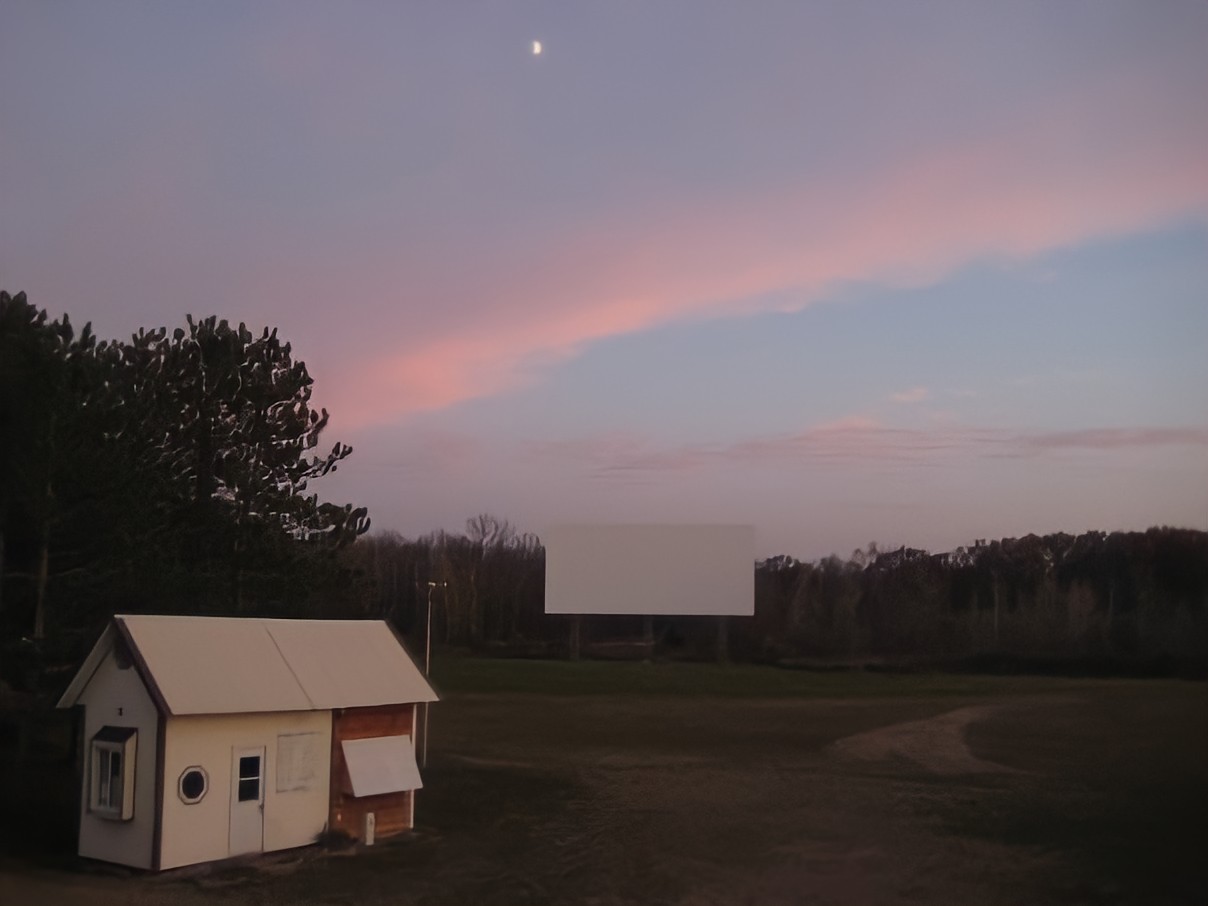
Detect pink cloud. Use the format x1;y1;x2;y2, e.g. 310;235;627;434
1015;427;1208;452
530;421;1208;479
37;27;1198;436
890;387;929;404
159;37;1196;434
325;96;1206;427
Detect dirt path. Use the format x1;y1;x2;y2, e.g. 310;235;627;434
830;704;1022;774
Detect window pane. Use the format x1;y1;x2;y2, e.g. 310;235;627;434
100;750;122;809
97;750;112;805
238;778;260;802
239;756;260;779
90;731;137;819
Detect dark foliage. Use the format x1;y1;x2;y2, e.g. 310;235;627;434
0;291;368;684
343;521;1208;674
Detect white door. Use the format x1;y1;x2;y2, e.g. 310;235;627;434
229;746;265;856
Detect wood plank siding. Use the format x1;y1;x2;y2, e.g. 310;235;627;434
329;704;416;840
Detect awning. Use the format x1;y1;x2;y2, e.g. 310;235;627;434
341;735;423;797
93;725;137;744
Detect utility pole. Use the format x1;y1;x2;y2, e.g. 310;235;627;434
422;579;446;768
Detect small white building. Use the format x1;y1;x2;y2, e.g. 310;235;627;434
57;615;438;871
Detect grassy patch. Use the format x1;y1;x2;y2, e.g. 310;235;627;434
3;668;1203;906
428;655;1103;699
950;683;1208;905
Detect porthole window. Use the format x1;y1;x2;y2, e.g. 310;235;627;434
178;766;208;804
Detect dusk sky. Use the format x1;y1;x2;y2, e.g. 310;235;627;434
2;2;1206;560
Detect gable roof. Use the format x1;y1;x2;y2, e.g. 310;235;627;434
58;615;438;715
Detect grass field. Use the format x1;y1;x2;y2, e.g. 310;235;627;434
429;656;1046;697
2;659;1205;905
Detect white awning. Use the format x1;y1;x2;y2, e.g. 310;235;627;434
341;735;423;797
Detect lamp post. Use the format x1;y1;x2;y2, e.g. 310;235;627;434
422;580;446;768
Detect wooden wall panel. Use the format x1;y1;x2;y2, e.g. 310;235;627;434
330;791;413;840
329;705;416;840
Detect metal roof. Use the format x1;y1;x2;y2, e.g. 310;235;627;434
58;615;438;715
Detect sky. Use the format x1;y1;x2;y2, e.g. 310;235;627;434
2;1;1206;560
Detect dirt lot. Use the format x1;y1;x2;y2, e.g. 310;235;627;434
2;669;1205;905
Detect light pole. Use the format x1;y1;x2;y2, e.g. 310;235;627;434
422;580;446;768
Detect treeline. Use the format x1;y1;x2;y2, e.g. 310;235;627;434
342;515;547;647
341;523;1208;672
0;290;368;671
3;289;1205;689
748;531;1207;669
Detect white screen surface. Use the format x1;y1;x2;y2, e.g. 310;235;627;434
544;524;754;615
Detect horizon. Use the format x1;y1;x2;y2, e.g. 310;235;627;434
369;517;1203;565
3;2;1206;562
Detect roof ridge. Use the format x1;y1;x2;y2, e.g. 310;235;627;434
62;616;436;714
263;625;317;710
